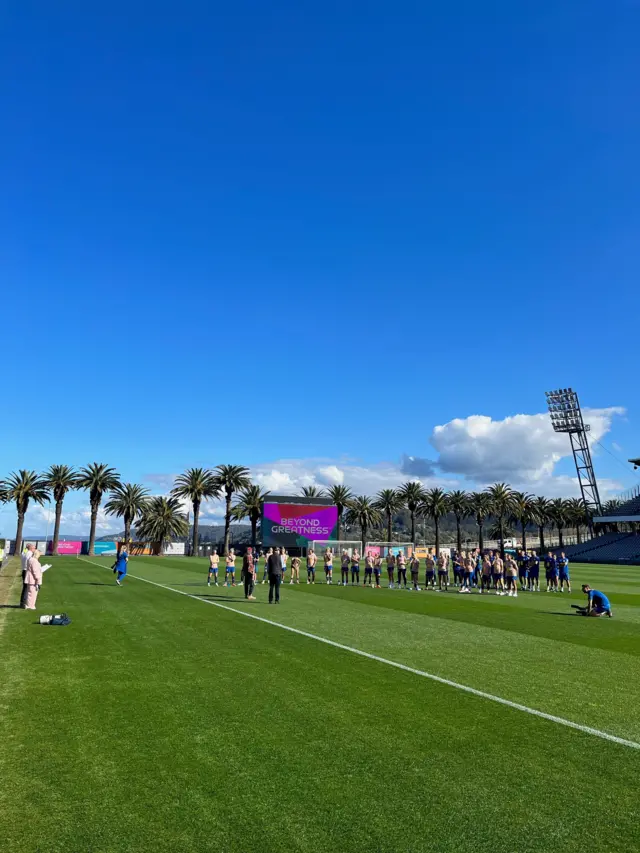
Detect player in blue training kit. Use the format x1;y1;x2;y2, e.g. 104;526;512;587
517;549;528;591
544;552;558;592
527;551;540;591
576;585;613;617
557;552;571;592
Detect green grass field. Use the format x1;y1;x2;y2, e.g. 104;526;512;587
1;554;639;853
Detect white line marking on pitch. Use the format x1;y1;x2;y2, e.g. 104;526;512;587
78;557;640;751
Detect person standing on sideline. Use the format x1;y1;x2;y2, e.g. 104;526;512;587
364;551;374;587
261;548;273;584
324;549;334;584
243;547;256;600
505;555;518;597
558;553;571;593
480;553;492;593
281;549;288;584
290;555;301;584
396;551;408;589
306;550;317;584
20;543;36;608
424;551;436;589
528;551;540;592
373;553;382;588
341;550;350;586
409;554;421;591
437;552;448;591
493;553;505;596
208;550;220;586
225;549;237;587
544;552;558;592
386;550;396;589
350;550;361;585
267;547;283;604
113;547;128;585
23;549;44;610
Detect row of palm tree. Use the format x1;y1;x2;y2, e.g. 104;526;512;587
1;465;598;559
297;482;592;557
0;463;253;557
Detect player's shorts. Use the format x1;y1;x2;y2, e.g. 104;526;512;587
593;604;610;614
209;568;218;573
528;569;539;578
438;570;448;577
373;569;381;576
493;572;503;580
464;571;473;581
351;566;360;572
559;572;570;581
426;570;435;578
518;569;528;578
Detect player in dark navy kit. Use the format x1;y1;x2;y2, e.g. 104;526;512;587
557;552;571;593
527;550;540;592
544;552;558;592
517;549;528;591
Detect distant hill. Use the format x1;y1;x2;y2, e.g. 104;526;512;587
96;523;251;544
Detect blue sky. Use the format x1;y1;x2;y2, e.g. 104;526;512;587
1;0;639;535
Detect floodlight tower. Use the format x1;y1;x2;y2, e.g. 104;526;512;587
545;388;602;531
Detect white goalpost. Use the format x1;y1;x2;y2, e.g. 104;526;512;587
364;541;415;558
309;539;363;557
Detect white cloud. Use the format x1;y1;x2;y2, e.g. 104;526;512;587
430;407;624;484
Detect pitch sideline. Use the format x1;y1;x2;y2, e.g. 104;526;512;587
78;557;640;751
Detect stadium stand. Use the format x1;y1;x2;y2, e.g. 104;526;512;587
555;533;640;564
602;494;640;516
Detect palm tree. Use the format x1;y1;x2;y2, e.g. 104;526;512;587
485;483;516;558
4;470;49;555
602;498;623;515
447;489;470;554
422;487;449;556
326;485;353;541
104;483;150;545
510;491;535;552
398;481;426;545
345;496;381;551
135;496;189;555
214;465;251;556
565;497;587;544
469;491;492;553
531;496;551;553
232;485;270;549
549;497;569;548
43;465;78;555
171;468;219;557
76;464;121;556
299;485;326;498
373;488;403;544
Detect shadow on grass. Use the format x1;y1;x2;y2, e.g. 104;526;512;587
0;604;21;609
196;594;253;603
545;612;579;617
74;582;110;586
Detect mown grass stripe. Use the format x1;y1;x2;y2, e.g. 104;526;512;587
79;557;640;751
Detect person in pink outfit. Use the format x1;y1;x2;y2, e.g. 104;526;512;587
23;550;44;610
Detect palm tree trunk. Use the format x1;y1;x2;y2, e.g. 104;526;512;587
456;518;462;554
362;522;367;553
337;509;342;542
251;515;258;550
435;517;440;557
123;514;132;546
88;503;99;556
539;525;545;552
478;520;484;553
499;518;505;559
575;524;581;544
15;511;25;556
192;499;200;557
411;511;416;545
387;511;392;544
52;499;64;555
521;521;527;553
558;524;564;548
223;491;232;556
